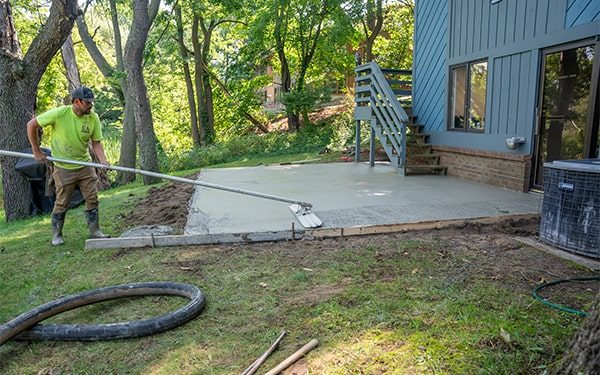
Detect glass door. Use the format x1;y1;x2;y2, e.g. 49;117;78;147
532;40;600;189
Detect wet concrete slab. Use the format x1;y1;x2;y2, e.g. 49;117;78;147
185;162;541;234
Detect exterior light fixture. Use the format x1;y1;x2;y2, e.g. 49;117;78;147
505;136;526;150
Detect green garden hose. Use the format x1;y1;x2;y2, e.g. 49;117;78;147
532;276;600;317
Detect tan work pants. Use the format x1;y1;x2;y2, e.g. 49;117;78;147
52;166;99;213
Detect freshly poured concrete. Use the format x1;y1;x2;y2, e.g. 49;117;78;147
185;162;541;234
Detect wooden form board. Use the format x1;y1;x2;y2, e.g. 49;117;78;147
85;214;539;250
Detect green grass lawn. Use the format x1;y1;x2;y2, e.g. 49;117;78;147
0;154;595;374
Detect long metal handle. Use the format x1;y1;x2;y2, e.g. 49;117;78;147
0;150;313;209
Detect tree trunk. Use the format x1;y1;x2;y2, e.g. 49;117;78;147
551;292;600;374
0;66;35;221
175;4;200;146
201;24;215;142
0;0;79;221
109;0;137;183
364;0;383;62
192;14;208;145
124;0;160;184
60;34;80;93
274;0;299;131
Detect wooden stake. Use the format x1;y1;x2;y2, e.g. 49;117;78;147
241;331;287;375
263;339;319;375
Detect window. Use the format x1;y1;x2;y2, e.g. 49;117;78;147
449;60;488;132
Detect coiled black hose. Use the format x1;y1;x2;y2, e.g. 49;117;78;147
0;282;205;346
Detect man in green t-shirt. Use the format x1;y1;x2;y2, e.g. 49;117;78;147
26;86;110;246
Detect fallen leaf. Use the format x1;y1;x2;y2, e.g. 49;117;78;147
302;268;314;272
411;268;419;274
259;282;267;288
500;328;511;344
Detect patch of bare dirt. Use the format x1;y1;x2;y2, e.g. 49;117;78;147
284;280;351;308
123;177;196;234
283;359;308;375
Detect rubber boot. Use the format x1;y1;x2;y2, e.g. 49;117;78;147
51;212;66;246
85;208;110;239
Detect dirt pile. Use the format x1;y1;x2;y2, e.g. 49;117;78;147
123;178;196;234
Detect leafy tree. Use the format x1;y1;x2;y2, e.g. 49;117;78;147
372;0;413;69
0;0;79;221
256;0;350;131
348;0;413;65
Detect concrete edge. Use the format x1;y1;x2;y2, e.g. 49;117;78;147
514;236;600;271
86;213;539;250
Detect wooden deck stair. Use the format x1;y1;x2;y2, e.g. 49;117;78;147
404;108;447;175
354;62;447;176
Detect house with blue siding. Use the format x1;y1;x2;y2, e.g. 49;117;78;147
355;0;599;192
413;0;599;191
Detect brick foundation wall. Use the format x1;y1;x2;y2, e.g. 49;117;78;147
432;145;532;192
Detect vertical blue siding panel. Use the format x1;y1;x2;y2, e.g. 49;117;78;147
535;0;550;37
524;0;537;39
495;1;506;47
466;0;474;55
491;58;502;135
451;0;459;58
547;0;567;33
473;0;481;53
516;52;532;137
505;0;516;44
514;0;527;43
489;1;499;48
460;0;467;57
481;1;490;50
499;57;512;135
507;54;521;135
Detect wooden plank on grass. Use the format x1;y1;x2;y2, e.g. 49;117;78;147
85;230;306;250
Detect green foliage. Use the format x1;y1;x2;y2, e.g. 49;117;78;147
280;86;331;120
372;1;414;69
213;75;273;139
164;109;353;171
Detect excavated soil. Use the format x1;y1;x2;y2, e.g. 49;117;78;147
123;177;196;234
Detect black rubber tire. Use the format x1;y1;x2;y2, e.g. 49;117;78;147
0;282;205;345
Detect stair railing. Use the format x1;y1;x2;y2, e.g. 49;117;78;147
354;62;410;175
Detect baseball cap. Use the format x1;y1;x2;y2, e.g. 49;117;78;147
71;86;95;102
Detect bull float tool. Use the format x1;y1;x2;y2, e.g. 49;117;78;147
0;150;322;228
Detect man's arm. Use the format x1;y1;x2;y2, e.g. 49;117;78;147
26;117;46;162
91;140;108;165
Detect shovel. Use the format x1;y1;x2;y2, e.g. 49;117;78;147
0;150;323;228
